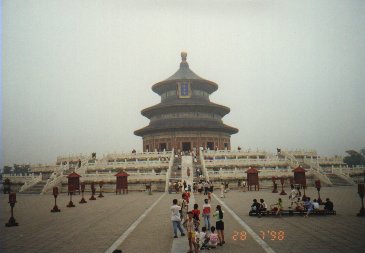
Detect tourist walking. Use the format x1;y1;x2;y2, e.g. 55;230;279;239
213;205;225;246
170;199;185;238
202;198;211;230
220;182;225;198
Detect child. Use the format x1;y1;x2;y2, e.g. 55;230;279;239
208;226;219;248
191;203;201;231
213;205;225;245
199;226;210;250
202;199;211;230
186;211;199;253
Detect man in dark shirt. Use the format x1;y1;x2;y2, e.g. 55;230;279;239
251;199;261;216
324;198;334;211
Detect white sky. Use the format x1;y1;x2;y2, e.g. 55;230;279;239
2;0;365;167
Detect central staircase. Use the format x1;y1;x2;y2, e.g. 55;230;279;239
21;180;48;194
326;174;353;186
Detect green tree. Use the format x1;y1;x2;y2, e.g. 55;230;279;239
13;164;30;174
343;149;365;167
3;166;12;174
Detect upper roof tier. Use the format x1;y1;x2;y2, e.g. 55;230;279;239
152;52;218;95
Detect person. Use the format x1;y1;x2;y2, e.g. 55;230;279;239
324;198;334;211
199;226;210;250
208;226;219;248
259;198;267;217
183;180;187;190
191;204;201;231
242;180;246;192
270;198;283;216
251;199;261;216
289;185;298;207
312;199;320;210
220;182;225;198
185;211;198;253
204;181;209;195
170;199;186;238
294;197;305;211
202;198;211;230
303;197;314;218
180;193;188;222
198;182;203;194
207;191;212;202
213;205;225;245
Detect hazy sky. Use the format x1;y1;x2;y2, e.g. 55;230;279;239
2;0;365;167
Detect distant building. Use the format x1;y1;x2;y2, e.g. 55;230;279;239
134;52;238;152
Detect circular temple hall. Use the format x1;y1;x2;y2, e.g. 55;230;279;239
134;52;238;152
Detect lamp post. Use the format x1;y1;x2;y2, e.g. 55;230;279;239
5;193;19;227
79;182;87;204
272;177;278;193
98;181;104;198
67;185;75;207
51;187;61;212
89;182;96;200
279;176;287;195
357;183;365;217
315;180;322;204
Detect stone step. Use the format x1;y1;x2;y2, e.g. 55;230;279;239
326;174;352;186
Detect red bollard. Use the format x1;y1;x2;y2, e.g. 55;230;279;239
98;181;104;198
67;186;76;207
79;183;87;204
272;177;278;193
279;176;287;195
51;187;61;212
357;183;365;217
315;180;323;204
5;193;19;227
89;182;96;200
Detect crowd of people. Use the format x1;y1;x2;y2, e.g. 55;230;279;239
250;185;335;217
170;191;226;253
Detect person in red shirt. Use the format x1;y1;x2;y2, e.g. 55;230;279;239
192;203;200;231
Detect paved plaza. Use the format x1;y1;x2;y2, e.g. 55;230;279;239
1;186;364;253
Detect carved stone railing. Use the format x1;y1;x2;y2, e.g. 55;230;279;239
204;158;289;168
41;164;68;194
2;173;38;183
19;173;43;192
200;149;209;181
165;149;175;192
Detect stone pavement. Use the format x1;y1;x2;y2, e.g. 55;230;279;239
1;186;364;253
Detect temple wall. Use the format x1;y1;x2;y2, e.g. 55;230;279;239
142;131;231;152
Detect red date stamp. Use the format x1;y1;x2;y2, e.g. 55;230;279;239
232;230;285;241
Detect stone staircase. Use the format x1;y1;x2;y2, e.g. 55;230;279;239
326;174;353;186
21;180;48;194
169;156;182;181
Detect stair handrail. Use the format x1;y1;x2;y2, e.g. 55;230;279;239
200;148;210;181
165;148;175;192
41;163;67;194
19;173;43;192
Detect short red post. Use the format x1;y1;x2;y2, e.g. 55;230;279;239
79;182;87;204
315;180;322;204
279;176;287;195
98;181;104;198
51;187;61;212
67;186;76;207
5;193;19;227
272;177;278;193
89;182;96;200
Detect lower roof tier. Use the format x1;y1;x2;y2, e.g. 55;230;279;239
134;121;238;136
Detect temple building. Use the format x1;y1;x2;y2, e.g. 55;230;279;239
134;52;238;152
